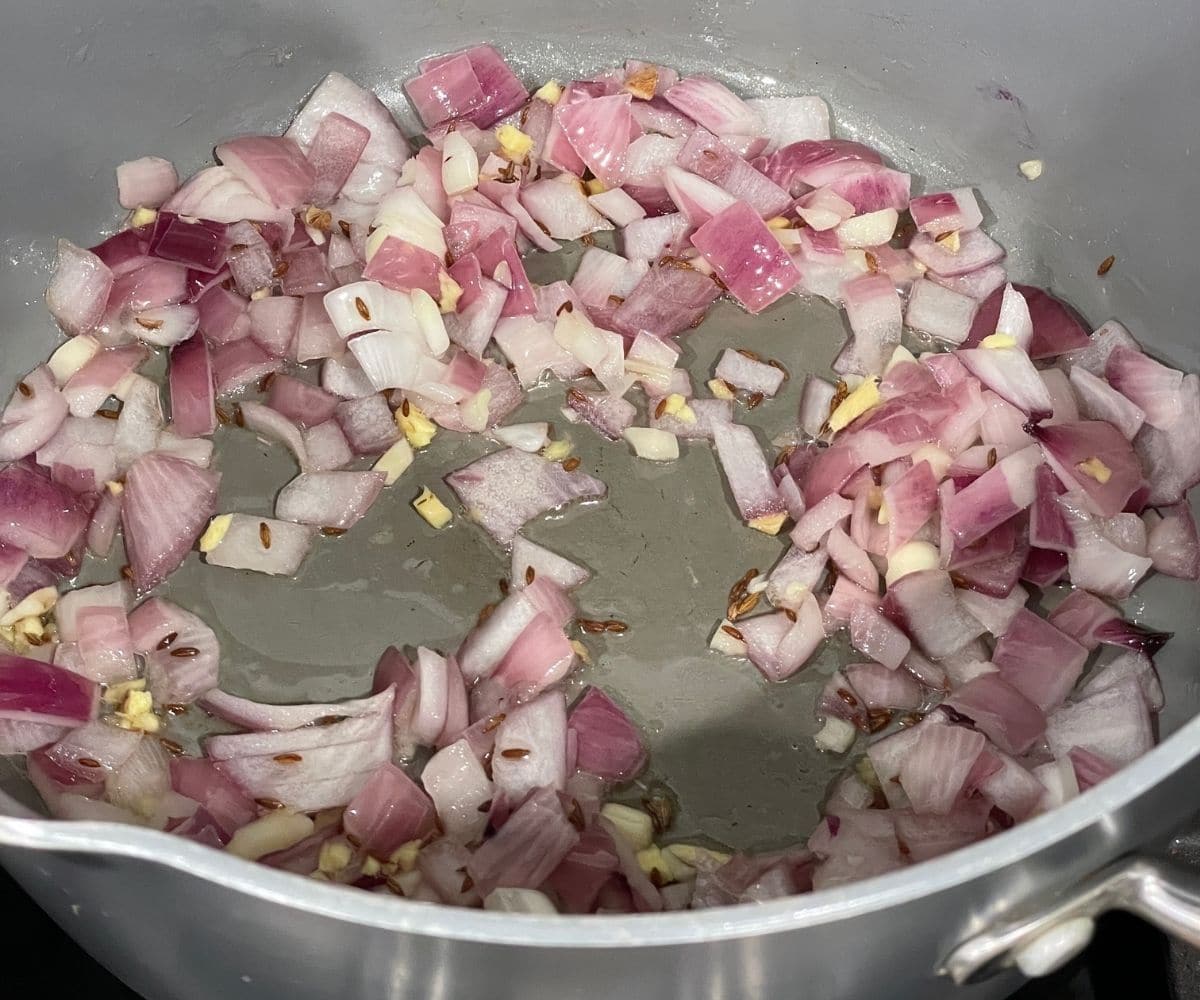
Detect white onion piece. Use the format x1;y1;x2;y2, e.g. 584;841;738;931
323;281;419;340
491;422;550;453
367;187;447;260
440;131;480;196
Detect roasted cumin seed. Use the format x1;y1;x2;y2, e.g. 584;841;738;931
98;406;121;420
727;568;758;606
338;220;351;238
477;798;493;813
579;233;595;246
524;565;535;585
866;709;892;734
401;397;411;417
500;747;531;760
1097;254;1116;276
169;646;200;658
767;358;790;380
746;391;765;410
556;300;574;316
728;591;761;621
460;874;475;893
477;602;497;625
163;703;188;716
986;447;998;469
255;797;286;811
577;618;607;634
215;404;233;426
561;456;582;472
257;371;276;393
120;564;134;581
736;347;760;361
498;578;510;596
321;526;347;537
721;624;745;641
566;386;588;406
837;688;859;708
16;381;32;398
354;296;371;320
135;316;164;330
234;405;245;428
158;738;185;756
567;798;586;831
156;631;178;651
314;714;347;727
654;397;670;419
603;619;628;634
77;758;102;768
259;521;272;549
784;608;797;623
273;752;303;764
642;794;674;834
483;712;506;733
864;250;879;273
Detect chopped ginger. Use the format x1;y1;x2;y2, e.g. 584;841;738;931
199;514;233;553
748;511;788;536
584;178;608;196
397;402;437;449
541;439;572;463
827;377;881;432
413;488;453;529
765;216;792;230
533;80;563;105
437;271;463;314
495;124;534;162
1019;159;1044;180
935;230;961;252
114;687;160;733
389;839;423;872
1076;457;1113;484
103;678;146;706
706;378;736;401
373;440;415;486
980;332;1018;350
129;206;158;228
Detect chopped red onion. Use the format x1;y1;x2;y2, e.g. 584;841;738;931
664;76;763;140
343;761;436;856
904;278;978;346
491;691;568;803
445;447;607;547
0;464;90;559
203;514;314;577
1045;677;1153;766
421;738;493;843
467;785;580;897
0;654;99;729
1105;345;1184;431
0;365;69;463
121;452;219;592
568;687;647;782
849;603;910;671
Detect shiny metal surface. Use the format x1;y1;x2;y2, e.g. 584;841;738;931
1;0;1199;997
943;856;1200;984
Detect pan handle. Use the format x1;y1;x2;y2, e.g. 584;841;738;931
940;854;1200;984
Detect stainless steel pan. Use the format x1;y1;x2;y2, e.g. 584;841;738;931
3;1;1200;997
